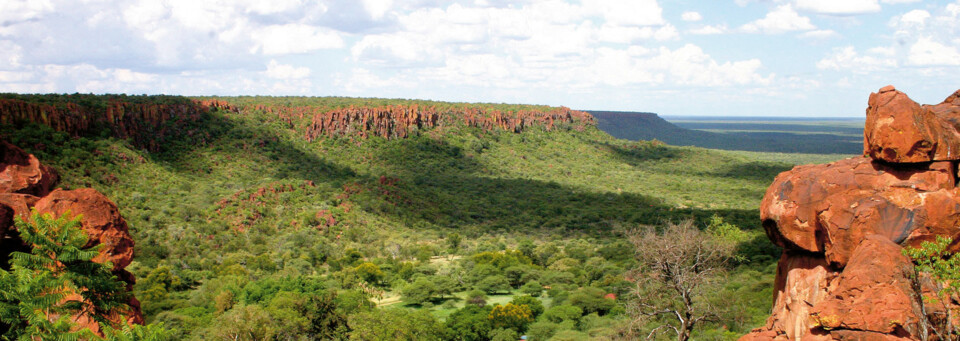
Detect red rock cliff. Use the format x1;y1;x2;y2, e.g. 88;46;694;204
0;140;143;335
742;86;960;340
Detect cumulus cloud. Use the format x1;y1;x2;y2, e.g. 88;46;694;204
740;5;816;34
689;25;728;35
817;46;897;72
798;29;839;40
264;60;312;79
251;24;343;55
907;37;960;66
681;11;702;22
795;0;881;15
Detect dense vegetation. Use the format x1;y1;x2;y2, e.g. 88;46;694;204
590;111;861;155
0;94;842;340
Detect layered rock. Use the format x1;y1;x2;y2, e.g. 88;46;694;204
744;86;960;340
0;140;143;333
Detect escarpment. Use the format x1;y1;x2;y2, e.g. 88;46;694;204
2;95;595;152
742;86;960;340
0;140;143;335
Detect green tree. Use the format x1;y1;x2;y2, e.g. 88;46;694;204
0;210;136;340
566;287;615;316
520;281;543;297
476;275;510;295
903;236;960;339
355;262;384;285
348;308;443;341
541;304;583;324
402;277;437;305
509;295;544;318
444;305;492;341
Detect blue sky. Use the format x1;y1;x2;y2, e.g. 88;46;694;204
0;0;958;117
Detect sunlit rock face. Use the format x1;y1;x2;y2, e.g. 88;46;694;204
742;86;960;340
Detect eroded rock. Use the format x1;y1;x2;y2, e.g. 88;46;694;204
864;86;960;163
744;87;960;340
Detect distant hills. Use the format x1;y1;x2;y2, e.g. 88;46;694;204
588;110;862;155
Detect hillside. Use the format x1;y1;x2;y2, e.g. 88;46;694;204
0;94;806;340
589;110;861;154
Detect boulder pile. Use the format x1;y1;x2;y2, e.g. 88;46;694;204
742;86;960;340
0;140;143;335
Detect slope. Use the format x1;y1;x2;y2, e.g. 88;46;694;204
1;94;793;339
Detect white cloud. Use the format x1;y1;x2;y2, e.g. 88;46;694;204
689;25;727;35
0;0;54;25
795;0;881;15
361;0;394;20
681;11;702;22
897;9;931;27
740;5;815;34
908;37;960;66
798;29;839;39
881;0;921;3
816;46;897;72
264;60;311;79
251;24;343;55
582;0;665;26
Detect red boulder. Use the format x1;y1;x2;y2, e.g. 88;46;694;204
33;188;135;272
0;140;58;196
864;86;960;163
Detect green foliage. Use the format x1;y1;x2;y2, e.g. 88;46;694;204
101;323;174;341
566;287;615;316
402;277;438;305
520;281;543;297
0;210;137;340
510;295;544;319
903;236;960;337
348;308;444;341
542;305;583;324
0;94;799;338
444;305;492;341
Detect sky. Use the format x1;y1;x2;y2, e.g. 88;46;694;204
0;0;958;117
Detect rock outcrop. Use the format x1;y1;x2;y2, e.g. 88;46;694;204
0;140;143;334
743;86;960;340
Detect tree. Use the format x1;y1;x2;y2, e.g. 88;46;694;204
348;308;444;341
567;287;615;316
476;275;510;295
0;210;136;340
402;277;436;305
510;295;544;318
520;281;543;297
355;262;384;285
627;220;736;341
488;303;534;333
444;305;493;341
902;236;960;340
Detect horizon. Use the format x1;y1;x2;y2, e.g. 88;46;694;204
1;0;958;117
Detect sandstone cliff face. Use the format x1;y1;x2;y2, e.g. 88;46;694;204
0;140;143;334
743;86;960;340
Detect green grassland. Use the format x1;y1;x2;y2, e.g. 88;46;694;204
0;95;852;340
